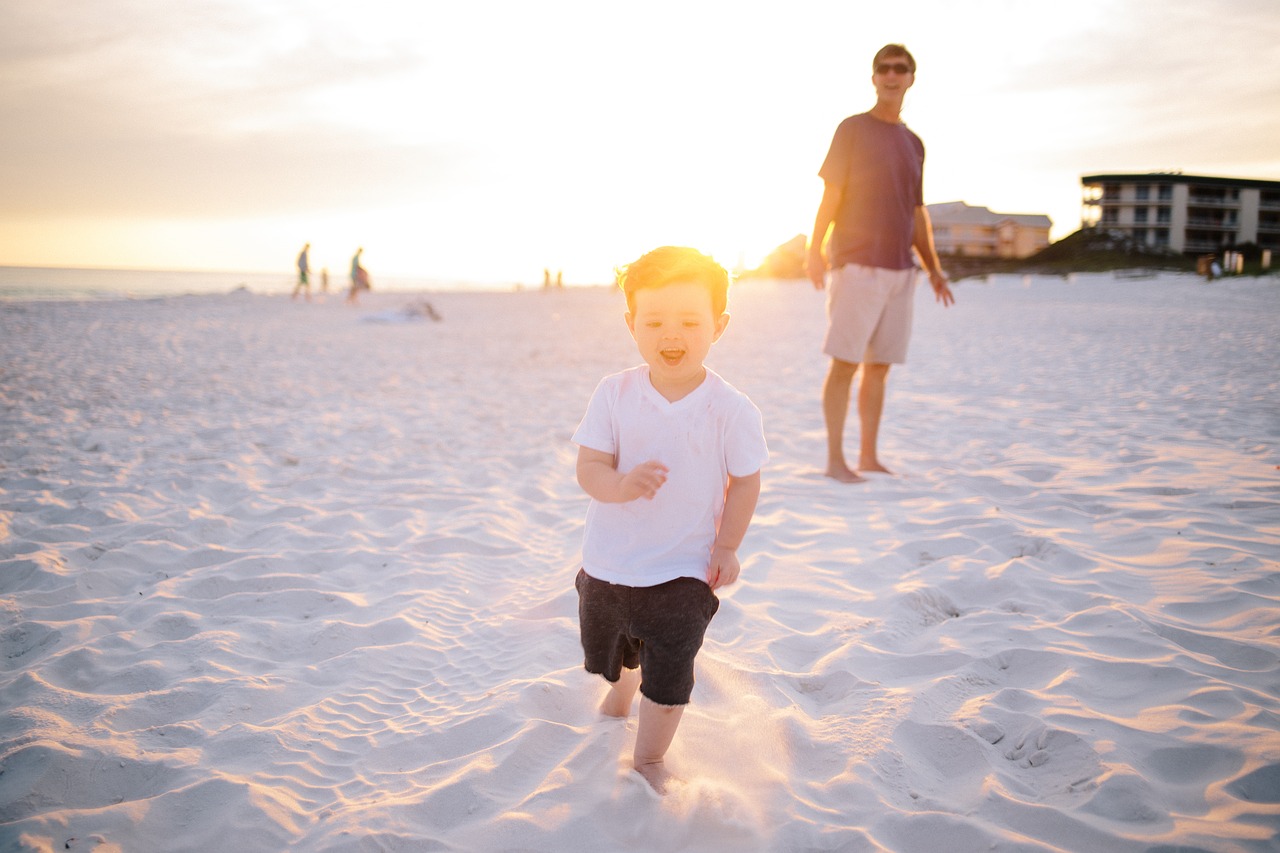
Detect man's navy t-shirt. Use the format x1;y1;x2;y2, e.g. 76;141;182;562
818;112;925;271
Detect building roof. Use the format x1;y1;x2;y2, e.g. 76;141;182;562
1082;173;1280;190
927;201;1051;228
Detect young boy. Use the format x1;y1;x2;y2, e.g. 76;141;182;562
572;245;768;793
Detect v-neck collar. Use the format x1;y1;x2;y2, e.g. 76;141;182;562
641;365;713;409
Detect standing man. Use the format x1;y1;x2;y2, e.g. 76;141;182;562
806;43;954;484
293;243;311;301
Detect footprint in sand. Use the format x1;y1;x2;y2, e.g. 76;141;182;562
965;710;1104;797
900;587;962;626
793;669;867;705
0;621;62;670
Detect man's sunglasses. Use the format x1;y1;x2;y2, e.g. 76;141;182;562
875;62;912;75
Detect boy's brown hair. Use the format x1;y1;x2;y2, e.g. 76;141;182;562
616;246;731;316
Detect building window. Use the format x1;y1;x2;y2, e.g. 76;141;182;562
1135;208;1149;223
1103;185;1122;200
1134;228;1148;243
1102;208;1119;224
1158;185;1172;200
1156;207;1171;224
1135;185;1150;200
1154;229;1169;246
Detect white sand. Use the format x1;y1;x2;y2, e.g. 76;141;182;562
2;273;1278;852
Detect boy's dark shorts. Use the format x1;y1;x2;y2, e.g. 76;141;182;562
575;569;720;707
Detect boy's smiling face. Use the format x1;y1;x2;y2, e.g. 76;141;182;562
626;280;729;401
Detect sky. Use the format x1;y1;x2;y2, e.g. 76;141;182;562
3;0;1279;285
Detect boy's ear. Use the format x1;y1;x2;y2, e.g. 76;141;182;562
624;311;637;338
712;312;730;342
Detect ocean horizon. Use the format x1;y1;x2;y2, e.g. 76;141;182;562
0;265;531;302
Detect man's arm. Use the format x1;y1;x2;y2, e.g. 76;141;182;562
806;182;842;290
576;445;668;503
707;470;762;589
912;205;955;307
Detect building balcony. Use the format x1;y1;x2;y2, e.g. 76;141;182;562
1087;199;1188;212
1187;196;1239;208
1185;239;1230;252
1186;218;1238;230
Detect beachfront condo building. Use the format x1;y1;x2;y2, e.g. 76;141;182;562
926;201;1052;259
1081;173;1280;255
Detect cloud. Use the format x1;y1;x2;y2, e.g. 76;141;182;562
995;1;1280;168
4;0;1279;273
0;1;464;217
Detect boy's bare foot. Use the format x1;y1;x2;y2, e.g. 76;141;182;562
858;459;893;475
825;465;867;484
635;760;675;794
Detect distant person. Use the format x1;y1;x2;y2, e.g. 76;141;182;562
321;267;330;293
805;43;953;483
572;246;767;793
347;248;371;305
556;270;564;289
349;247;363;292
543;268;552;290
293;243;311;301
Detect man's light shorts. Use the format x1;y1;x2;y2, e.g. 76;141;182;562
822;263;918;365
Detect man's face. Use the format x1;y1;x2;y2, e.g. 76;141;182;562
626;281;728;388
872;56;914;98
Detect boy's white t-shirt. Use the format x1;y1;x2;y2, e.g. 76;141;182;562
572;365;768;588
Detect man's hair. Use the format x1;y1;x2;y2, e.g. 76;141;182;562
872;43;916;73
616;246;731;316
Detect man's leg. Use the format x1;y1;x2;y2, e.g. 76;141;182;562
858;362;892;473
633;696;685;793
823;358;865;482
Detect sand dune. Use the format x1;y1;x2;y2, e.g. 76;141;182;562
1;273;1278;851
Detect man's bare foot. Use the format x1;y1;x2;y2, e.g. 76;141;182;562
635;760;675;794
858;459;893;475
825;465;867;484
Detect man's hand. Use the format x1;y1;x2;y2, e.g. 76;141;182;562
929;269;955;307
618;460;669;501
707;545;742;590
806;246;827;290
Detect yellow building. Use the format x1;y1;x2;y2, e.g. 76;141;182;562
927;202;1052;259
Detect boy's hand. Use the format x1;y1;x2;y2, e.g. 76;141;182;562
707;545;741;590
619;460;669;501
